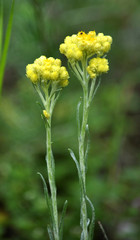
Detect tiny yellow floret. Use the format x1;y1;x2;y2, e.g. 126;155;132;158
43;110;50;119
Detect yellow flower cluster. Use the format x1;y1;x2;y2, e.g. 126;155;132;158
87;58;109;79
26;56;69;87
59;31;112;62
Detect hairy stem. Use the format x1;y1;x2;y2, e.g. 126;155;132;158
79;85;89;185
79;84;89;240
78;57;90;240
46;116;59;240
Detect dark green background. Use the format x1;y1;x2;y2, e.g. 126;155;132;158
0;0;140;239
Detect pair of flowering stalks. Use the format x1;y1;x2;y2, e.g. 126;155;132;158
26;29;112;240
60;30;112;240
26;56;69;240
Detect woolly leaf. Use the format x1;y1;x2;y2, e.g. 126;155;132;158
80;231;84;240
47;225;54;240
68;148;85;195
59;200;68;240
91;77;101;102
86;196;95;240
37;172;53;224
85;124;90;171
77;99;82;138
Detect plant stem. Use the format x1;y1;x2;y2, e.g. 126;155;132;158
46;115;59;240
79;84;89;185
78;58;89;239
79;84;89;240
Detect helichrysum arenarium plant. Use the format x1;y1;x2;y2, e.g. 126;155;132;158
26;29;112;240
26;56;69;240
60;30;112;240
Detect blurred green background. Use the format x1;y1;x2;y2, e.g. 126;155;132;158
0;0;140;239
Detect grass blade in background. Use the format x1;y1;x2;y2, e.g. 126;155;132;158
0;0;3;58
0;0;15;95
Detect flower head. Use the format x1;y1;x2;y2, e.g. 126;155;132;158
87;58;109;79
26;56;69;87
59;31;112;63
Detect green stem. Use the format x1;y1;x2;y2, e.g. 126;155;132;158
78;56;90;239
46;116;59;240
79;83;89;240
79;84;89;185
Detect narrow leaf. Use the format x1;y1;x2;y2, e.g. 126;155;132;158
37;172;54;224
98;221;109;240
0;0;3;57
36;101;43;110
86;196;95;240
59;200;68;240
50;87;62;99
80;231;84;240
53;91;61;105
76;99;82;138
68;61;77;77
68;148;85;195
91;77;101;102
47;225;54;240
85;124;90;171
51;90;61;112
68;61;83;83
87;218;90;227
0;0;15;95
